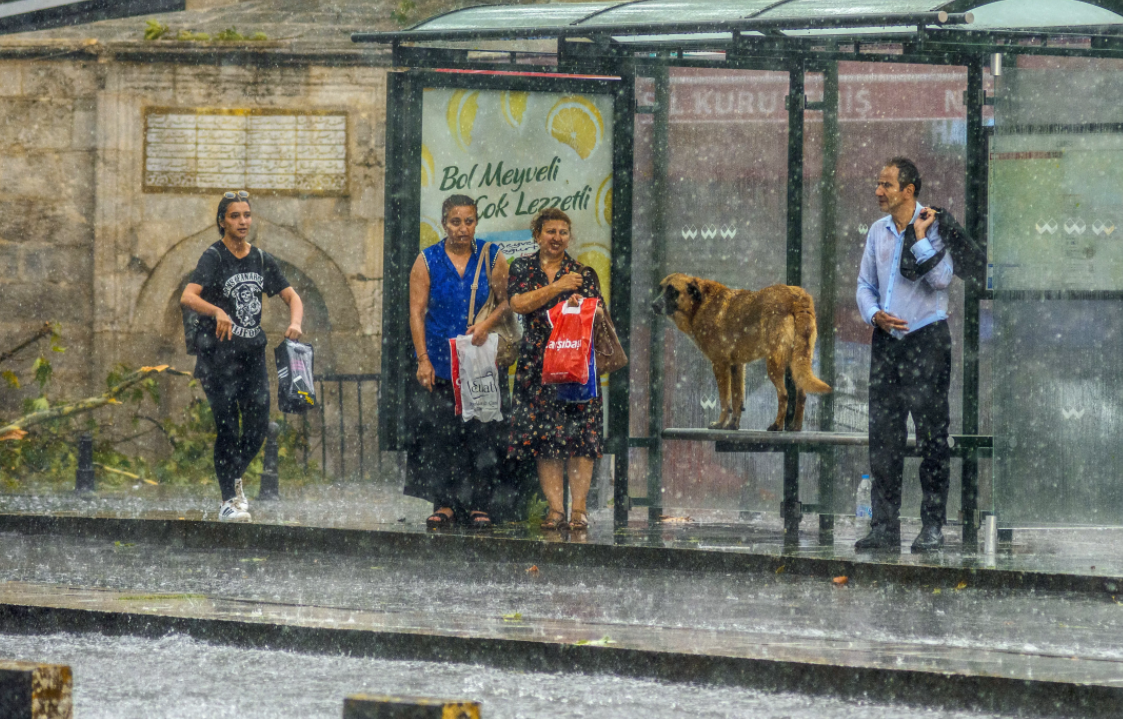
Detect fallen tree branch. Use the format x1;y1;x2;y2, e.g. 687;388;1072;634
93;462;145;481
0;365;191;441
0;322;53;365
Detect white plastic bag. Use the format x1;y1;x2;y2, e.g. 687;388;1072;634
453;333;503;423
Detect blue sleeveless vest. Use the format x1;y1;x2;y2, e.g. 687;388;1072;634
422;239;500;380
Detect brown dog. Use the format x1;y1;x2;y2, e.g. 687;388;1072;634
652;273;831;431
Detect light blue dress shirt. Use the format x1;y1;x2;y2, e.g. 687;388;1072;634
856;203;954;339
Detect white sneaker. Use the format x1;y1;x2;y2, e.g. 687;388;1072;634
233;478;249;512
219;499;251;523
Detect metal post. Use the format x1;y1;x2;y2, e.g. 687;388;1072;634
357;379;365;481
782;61;806;544
816;61;841;545
75;433;94;494
338;379;346;480
258;422;280;500
611;62;637;527
344;695;479;719
0;660;72;719
319;379;327;481
375;377;383;481
961;57;986;548
646;64;671;524
302;412;309;472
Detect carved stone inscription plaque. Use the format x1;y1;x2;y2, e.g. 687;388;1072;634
144;109;347;194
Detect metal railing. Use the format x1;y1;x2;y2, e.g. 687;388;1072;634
312;373;380;481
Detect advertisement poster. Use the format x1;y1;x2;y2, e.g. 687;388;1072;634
419;87;615;302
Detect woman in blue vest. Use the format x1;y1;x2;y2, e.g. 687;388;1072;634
406;194;511;529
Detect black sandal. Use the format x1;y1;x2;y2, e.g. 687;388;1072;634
541;509;567;531
426;508;455;529
469;511;493;530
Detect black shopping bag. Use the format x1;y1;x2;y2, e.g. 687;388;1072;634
275;339;316;413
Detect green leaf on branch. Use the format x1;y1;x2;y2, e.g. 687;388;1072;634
32;357;52;389
1;370;18;389
143;19;169;40
215;26;245;41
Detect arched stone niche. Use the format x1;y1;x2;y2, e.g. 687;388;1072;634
128;218;367;416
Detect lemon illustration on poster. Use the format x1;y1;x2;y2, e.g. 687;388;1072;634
419;87;615;303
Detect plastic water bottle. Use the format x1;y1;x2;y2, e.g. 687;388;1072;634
856;474;872;523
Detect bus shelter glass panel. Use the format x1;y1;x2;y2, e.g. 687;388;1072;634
634;67;790;515
812;61;969;521
990;57;1123;527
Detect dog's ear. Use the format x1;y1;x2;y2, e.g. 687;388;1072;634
686;280;703;305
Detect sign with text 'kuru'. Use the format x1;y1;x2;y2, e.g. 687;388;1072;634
419;87;614;302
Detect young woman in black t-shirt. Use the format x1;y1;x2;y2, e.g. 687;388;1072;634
180;191;304;522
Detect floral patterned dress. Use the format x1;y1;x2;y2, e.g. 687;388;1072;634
507;252;604;461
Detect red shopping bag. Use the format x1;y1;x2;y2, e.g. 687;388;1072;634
449;337;463;415
542;297;597;385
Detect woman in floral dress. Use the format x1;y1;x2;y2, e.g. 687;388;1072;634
508;208;603;530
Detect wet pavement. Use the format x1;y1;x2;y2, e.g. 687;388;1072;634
0;631;1012;719
1;531;1122;663
4;483;1123;582
0;532;1121;716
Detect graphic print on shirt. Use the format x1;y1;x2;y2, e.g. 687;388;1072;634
223;272;263;338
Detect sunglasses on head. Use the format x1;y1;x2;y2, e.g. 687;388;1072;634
223;190;249;200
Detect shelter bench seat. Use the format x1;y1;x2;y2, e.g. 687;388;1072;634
661;429;992;456
660;429;993;542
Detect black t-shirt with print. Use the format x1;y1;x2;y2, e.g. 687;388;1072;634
189;241;290;352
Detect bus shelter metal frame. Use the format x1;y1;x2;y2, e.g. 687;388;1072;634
363;9;1123;547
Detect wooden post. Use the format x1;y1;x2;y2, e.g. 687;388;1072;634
0;660;72;719
343;695;480;719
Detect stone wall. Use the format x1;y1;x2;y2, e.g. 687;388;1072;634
0;60;99;412
0;53;388;446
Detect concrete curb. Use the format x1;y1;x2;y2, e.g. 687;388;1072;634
0;512;1120;596
0;600;1118;718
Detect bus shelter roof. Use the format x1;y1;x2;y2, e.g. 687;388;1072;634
353;0;1123;49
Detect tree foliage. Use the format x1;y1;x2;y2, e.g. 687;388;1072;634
0;328;316;490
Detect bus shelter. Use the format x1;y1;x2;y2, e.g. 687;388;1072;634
359;0;1123;547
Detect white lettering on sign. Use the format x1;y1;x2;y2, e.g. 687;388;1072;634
637;71;971;124
546;339;583;350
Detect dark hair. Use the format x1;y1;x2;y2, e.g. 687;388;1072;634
885;157;921;197
216;195;252;236
531;207;572;237
441;194;478;224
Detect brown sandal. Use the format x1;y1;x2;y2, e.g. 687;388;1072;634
568;510;589;530
541;509;567;531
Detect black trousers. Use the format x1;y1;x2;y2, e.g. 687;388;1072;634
404;379;500;517
199;348;270;502
868;321;952;530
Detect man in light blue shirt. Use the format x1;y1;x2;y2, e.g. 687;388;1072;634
855;157;954;553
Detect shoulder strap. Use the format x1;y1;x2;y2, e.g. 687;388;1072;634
198;245;221;292
468;242;493;325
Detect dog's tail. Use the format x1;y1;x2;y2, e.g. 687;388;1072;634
790;291;832;394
